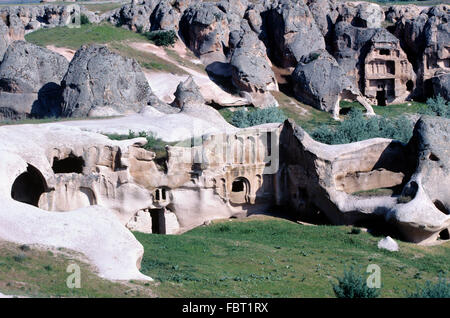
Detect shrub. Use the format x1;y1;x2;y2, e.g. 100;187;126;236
408;276;450;298
145;30;177;47
231;107;287;128
332;266;380;298
419;94;450;118
311;108;413;144
80;14;90;25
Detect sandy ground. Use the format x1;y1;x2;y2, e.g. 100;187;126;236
127;42;248;106
46;45;76;61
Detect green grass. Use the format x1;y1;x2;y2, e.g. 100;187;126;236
25;23;149;51
352;188;395;197
340;100;427;118
136;217;450;298
25;23;188;75
0;241;152;298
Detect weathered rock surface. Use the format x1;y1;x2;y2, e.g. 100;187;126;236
385;4;422;23
393;5;450;98
265;0;325;68
388;116;450;244
0;41;69;119
0;124;153;281
432;73;450;100
337;1;384;28
230;32;278;108
179;2;230;59
172;75;205;108
61;44;152;117
292;50;353;115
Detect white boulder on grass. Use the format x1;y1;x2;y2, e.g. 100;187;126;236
377;236;399;252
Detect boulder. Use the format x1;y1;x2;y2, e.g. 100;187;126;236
179;2;230;58
393;5;450;98
385;5;422;23
333;21;378;86
109;0;159;33
172;75;205;108
230;32;278;107
337;1;384;28
306;0;339;49
61;44;152;117
432;73;450;100
151;0;181;31
265;0;325;68
377;236;399;252
0;41;69;119
292;50;353;115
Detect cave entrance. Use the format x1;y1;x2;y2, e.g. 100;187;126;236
11;164;47;207
52;155;84;174
230;177;250;204
439;228;449;240
150;208;166;234
376;89;387;106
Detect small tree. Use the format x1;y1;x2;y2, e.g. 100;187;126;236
80;14;90;25
420;94;450;118
231;107;286;128
145;30;177;47
332;266;380;298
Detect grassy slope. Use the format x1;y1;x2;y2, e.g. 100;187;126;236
25;24;188;75
1;218;448;297
136;217;449;298
0;241;152;297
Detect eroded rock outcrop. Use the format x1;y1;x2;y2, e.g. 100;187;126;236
264;0;325;69
61;44;152;117
0;41;69;119
388;116;450;244
230;32;278;108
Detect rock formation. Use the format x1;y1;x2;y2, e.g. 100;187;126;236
230;32;278;108
264;0;325;69
61;44;152;117
0;41;69;119
363;29;416;105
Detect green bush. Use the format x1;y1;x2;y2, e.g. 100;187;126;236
408;276;450;298
419;94;450;118
332;266;380;298
311;108;413;144
145;30;177;47
231;107;287;128
80;14;90;25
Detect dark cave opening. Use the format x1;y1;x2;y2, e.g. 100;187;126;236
11;164;47;207
439;228;449;240
150;209;166;234
52;155;84;174
232;179;245;192
376;90;387;106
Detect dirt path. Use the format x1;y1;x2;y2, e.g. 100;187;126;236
128;42;248;106
46;45;75;61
